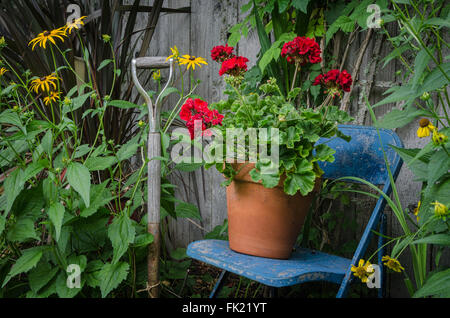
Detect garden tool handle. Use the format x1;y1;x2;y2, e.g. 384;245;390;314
133;56;171;69
131;56;174;132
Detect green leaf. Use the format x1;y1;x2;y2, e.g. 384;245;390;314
158;87;179;100
69;92;93;113
292;0;310;13
284;160;316;196
418;62;450;95
107;100;140;109
55;270;84;298
48;201;65;241
174;162;204;172
427;150;450;186
373;85;417;108
73;144;91;158
412;234;450;246
41;130;53;155
175;202;201;220
412;48;432;88
84;156;117;171
66;162;91;208
424;17;450;29
80;182;114;218
116;134;140;162
85;260;104;288
108;213;135;264
28;261;59;293
23;160;47;182
413;269;450;298
0;215;5;236
0;109;26;134
6;217;39;242
132;233;154;247
375;106;430;129
314;144;336;162
2;247;43;287
4;168;25;213
97;59;113;71
390;145;428;181
99;262;130;298
170;248;188;260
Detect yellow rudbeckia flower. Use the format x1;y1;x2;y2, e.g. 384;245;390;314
382;255;404;272
28;27;66;50
65;16;87;34
152;69;161;81
417;118;435;138
351;259;374;283
43;91;61;106
178;55;208;70
30;74;59;94
166;46;180;62
0;67;8;76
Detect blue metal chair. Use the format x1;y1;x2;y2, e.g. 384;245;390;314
187;125;403;298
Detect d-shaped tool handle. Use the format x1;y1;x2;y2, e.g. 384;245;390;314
133;56;171;69
131;56;174;132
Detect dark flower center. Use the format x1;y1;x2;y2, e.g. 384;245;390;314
419;118;430;127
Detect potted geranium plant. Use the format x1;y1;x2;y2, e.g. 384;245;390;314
179;37;354;259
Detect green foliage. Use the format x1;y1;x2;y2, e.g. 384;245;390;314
210;77;352;197
0;18;203;298
0;0;169;146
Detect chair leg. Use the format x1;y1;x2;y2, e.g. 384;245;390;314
263;286;277;298
377;213;387;298
209;270;229;298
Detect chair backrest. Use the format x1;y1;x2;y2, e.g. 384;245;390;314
316;125;404;298
318;125;403;185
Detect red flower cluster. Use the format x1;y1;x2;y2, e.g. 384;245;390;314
180;98;224;139
211;44;234;62
313;69;353;96
211;44;249;77
218;56;249;76
281;36;322;65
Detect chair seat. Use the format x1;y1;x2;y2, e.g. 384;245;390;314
187;239;352;288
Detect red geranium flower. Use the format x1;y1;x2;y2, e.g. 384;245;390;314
180;98;224;139
313;69;353;97
281;36;322;65
211;44;234;62
219;56;249;76
338;70;352;92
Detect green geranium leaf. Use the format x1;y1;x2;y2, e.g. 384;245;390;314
314;144;336;162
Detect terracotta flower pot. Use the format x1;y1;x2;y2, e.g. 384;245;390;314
226;163;319;259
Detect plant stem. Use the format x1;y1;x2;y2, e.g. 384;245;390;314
290;62;300;92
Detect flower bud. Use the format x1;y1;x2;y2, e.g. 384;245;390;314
432;130;448;146
102;34;111;43
432;201;449;220
420;92;430;101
